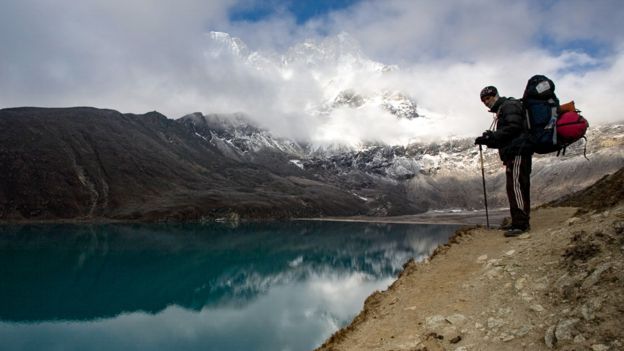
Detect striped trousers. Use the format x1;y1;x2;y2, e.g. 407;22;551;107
505;155;532;229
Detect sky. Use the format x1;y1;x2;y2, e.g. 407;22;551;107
2;0;623;144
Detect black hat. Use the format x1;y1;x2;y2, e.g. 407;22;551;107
480;86;498;101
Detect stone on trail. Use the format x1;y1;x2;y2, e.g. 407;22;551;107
445;314;468;326
554;318;580;342
514;277;527;291
425;315;447;329
581;263;612;290
487;317;504;330
567;217;581;226
545;325;556;348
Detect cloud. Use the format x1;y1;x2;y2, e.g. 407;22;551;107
0;0;234;109
1;0;623;145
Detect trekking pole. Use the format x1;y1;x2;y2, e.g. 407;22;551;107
479;145;490;228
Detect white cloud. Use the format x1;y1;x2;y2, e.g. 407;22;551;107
1;0;623;144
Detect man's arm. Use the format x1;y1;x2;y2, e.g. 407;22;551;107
488;102;525;147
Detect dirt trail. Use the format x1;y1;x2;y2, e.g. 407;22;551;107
316;204;624;351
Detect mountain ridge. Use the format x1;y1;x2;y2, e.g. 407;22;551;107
1;106;622;222
0;107;378;221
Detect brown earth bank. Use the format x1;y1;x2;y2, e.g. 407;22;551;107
316;168;624;351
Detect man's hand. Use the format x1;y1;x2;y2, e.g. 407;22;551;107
474;130;494;145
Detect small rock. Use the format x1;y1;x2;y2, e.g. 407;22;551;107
426;332;444;340
592;344;609;351
487;317;504;330
425;315;447;329
574;334;587;343
545;325;556;348
446;314;468;326
581;298;603;321
450;335;462;344
497;308;511;316
505;249;516;256
531;304;545;313
396;340;423;349
519;233;531;239
500;333;515;342
521;292;533;302
485;267;504;279
555;319;580;342
567;217;581;226
515;277;527;291
556;272;586;294
582;263;612;290
613;220;624;234
486;258;503;267
515;325;531;337
477;254;488;263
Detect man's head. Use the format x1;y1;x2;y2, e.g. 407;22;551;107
480;86;499;109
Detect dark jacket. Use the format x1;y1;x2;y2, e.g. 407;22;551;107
485;97;531;161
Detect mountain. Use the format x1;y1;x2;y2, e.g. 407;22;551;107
180;112;624;214
1;108;622;222
206;31;419;120
0;107;376;221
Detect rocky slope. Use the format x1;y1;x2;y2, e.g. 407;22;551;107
316;166;624;351
182;111;624;212
0;107;371;221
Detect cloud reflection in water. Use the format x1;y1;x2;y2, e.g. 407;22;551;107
0;221;458;351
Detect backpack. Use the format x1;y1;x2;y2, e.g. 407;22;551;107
522;75;589;156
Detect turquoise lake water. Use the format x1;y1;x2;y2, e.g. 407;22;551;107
0;221;459;351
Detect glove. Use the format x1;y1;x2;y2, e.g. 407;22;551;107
474;130;494;145
474;136;487;145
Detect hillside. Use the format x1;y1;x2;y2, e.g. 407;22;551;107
0;107;372;221
316;167;624;351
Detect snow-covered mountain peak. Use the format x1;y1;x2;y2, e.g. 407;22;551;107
201;31;422;144
205;30;392;74
322;89;419;119
207;31;251;58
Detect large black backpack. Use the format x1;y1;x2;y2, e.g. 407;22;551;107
522;75;561;154
522;75;589;156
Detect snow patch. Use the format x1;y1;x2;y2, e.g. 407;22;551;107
289;160;304;170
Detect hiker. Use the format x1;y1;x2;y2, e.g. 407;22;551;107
475;86;532;237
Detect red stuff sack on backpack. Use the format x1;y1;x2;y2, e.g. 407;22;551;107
557;110;588;143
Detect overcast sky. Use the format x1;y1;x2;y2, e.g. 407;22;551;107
2;0;623;144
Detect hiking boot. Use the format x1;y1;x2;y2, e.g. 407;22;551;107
500;222;513;230
504;227;529;237
499;217;513;230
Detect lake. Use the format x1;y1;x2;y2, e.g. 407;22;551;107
0;221;459;351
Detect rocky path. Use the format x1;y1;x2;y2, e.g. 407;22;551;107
316;204;624;351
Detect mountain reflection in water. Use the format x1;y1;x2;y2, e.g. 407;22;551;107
0;220;458;351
